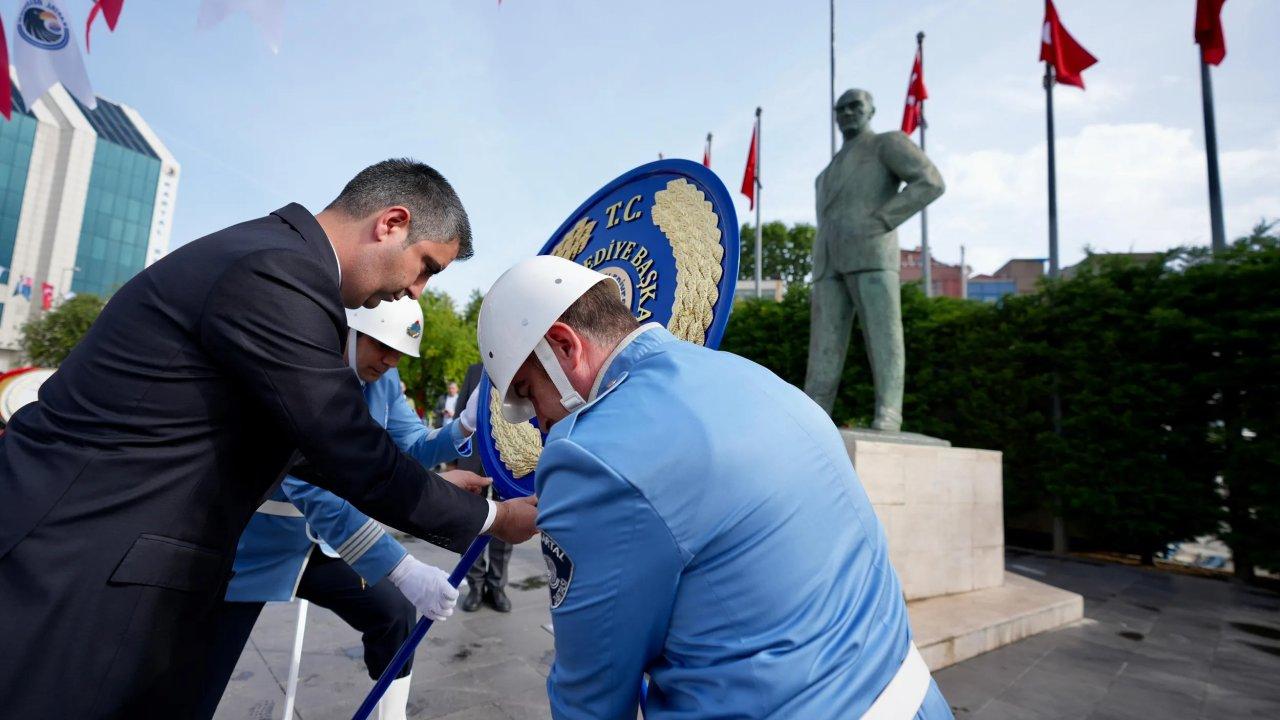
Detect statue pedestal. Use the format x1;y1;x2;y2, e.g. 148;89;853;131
841;429;1084;670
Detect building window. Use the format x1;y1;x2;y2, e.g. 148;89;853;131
72;142;161;298
0;111;38;286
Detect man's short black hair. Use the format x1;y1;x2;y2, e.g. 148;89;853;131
327;158;473;260
557;279;640;346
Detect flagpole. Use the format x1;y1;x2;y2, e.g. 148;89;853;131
707;132;713;165
1045;59;1067;555
917;31;931;298
1199;58;1226;253
1044;62;1060;279
830;0;837;158
754;107;763;299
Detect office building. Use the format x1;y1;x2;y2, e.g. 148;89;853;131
0;77;178;369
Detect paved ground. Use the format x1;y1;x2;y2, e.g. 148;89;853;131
213;536;556;720
934;549;1280;720
214;543;1280;720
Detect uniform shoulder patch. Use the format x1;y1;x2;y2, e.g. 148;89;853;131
541;532;574;609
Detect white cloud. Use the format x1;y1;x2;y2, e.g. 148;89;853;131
928;124;1280;274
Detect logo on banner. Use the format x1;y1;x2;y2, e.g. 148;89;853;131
18;2;70;51
541;532;574;609
474;161;740;501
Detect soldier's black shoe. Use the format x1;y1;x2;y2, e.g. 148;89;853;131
488;586;512;613
461;584;483;612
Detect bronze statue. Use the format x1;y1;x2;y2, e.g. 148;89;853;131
805;88;945;431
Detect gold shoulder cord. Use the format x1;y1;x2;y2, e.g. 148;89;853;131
489;177;724;478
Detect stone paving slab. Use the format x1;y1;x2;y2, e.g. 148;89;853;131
215;543;1280;719
214;536;556;720
934;549;1280;720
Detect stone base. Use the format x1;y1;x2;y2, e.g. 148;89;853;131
843;429;1005;601
908;572;1084;671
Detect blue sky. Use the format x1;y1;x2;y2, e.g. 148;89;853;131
72;0;1280;301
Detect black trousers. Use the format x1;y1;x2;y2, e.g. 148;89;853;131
195;546;416;719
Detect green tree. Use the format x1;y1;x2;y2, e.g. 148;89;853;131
738;222;814;286
1161;223;1280;578
19;294;106;366
462;288;483;328
396;290;479;419
722;228;1280;577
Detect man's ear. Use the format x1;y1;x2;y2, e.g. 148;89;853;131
375;206;411;244
544;322;583;364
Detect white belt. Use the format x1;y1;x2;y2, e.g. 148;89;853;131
860;642;931;720
257;499;304;518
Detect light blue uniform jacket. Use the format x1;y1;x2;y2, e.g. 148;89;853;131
226;368;469;602
536;326;951;720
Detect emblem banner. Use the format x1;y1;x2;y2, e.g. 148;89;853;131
476;160;740;499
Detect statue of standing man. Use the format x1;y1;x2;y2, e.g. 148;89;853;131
805;88;945;432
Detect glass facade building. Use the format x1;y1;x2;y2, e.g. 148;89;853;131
0;82;178;370
967;278;1018;304
72;100;162;298
0;90;38;290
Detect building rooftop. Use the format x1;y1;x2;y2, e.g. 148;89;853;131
70;96;160;159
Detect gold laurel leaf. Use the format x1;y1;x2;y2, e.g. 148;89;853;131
650;178;723;345
549;217;596;262
488;386;542;478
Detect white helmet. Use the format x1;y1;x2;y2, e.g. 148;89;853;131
478;255;611;423
345;296;424;358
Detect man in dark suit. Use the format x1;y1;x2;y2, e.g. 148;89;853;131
434;380;460;428
0;159;538;717
455;362;514;613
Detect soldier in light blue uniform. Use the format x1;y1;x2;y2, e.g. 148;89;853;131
197;298;493;720
478;257;952;720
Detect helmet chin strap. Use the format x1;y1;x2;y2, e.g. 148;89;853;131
533;338;585;414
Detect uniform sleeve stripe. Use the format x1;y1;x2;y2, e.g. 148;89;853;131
342;526;386;564
335;519;380;557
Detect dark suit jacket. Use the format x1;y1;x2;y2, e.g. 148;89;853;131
0;204;488;716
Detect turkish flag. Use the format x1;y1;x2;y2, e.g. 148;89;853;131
702;147;710;168
86;0;125;53
41;282;54;311
901;47;928;135
1195;0;1226;66
740;123;758;209
0;15;11;121
1040;0;1097;89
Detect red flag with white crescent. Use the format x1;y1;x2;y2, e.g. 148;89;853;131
901;47;928;135
1040;0;1097;89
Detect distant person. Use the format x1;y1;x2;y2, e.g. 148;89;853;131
455;361;513;613
0;159;538;716
401;379;418;415
196;298;484;720
478;257;950;719
435;381;460;428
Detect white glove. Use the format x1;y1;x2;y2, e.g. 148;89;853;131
459;384;480;436
387;555;457;622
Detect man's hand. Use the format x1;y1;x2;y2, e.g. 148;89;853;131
441;469;491;495
459;385;481;437
488;496;539;544
386;555;458;622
